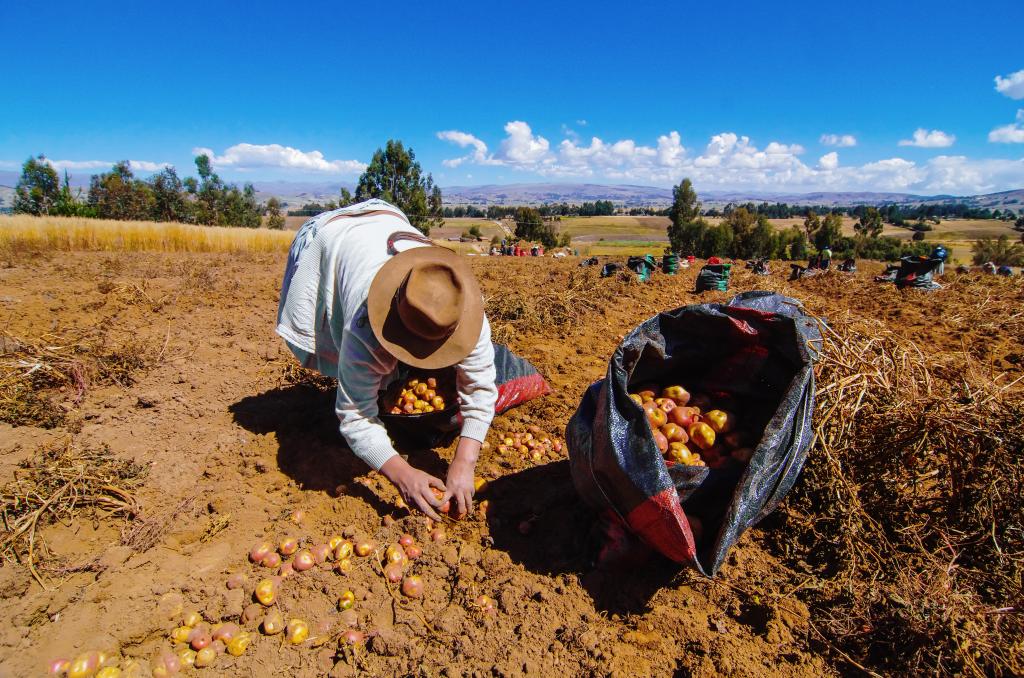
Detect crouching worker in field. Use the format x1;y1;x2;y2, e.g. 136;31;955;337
275;199;497;521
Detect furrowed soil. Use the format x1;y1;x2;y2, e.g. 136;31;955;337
0;252;1020;677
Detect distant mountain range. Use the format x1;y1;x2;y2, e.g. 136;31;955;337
440;183;1024;211
1;170;1021;212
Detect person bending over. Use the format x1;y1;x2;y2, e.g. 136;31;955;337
276;199;497;520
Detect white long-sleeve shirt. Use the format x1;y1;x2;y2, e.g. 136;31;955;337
276;199;497;470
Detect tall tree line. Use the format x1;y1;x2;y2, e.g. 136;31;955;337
667;177;932;261
11;139;446;234
13;154;265;228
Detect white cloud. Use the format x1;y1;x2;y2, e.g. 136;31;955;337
128;160;170;172
435;121;1024;193
995;69;1024;100
819;133;857;147
192;143;365;174
576;119;588;127
657;131;685;166
898;128;956;148
497;121;552;166
988;109;1024;143
436;130;493;168
42;159;170;172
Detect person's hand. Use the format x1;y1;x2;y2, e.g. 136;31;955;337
380;456;446;521
443;457;476;518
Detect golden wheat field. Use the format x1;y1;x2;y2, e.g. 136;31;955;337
0;216;295;254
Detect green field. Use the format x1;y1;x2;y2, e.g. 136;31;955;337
289;212;1019;264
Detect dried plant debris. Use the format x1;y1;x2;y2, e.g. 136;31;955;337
0;329;153;428
1;440;147;588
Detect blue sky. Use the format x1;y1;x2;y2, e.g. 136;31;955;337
2;0;1023;194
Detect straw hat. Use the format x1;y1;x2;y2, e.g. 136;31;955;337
367;246;484;369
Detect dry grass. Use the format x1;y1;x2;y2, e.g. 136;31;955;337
767;284;1024;676
0;215;294;254
0;440;146;588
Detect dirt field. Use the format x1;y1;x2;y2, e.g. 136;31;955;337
1;246;1021;676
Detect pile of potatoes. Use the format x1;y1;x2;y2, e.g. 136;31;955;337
630;385;756;469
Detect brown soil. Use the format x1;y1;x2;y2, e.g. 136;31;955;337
0;252;1020;676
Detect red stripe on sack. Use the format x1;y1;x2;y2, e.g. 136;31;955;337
494;374;551;413
625;488;696;564
728;307;775;322
728;318;757;335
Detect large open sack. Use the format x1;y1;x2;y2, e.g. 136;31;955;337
566;291;822;575
380;343;550;449
895;256;942;290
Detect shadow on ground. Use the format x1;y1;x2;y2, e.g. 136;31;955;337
229;384;447;514
483;460;681;615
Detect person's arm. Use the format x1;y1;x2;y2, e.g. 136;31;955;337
443;317;498;515
336;328;446;520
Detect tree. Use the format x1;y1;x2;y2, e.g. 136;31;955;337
854;207;883;238
513;207;557;247
788;229;808;260
13;155;60;215
149;167;190;223
803;210;821;243
667;178;708;253
428;180;444;234
266;197;285;230
190;154;226;225
1014;215;1024;231
338;187;354;208
220;183;262;228
723;207;759;258
88;161;154;220
699;223;733;258
184;154;262;227
355;140;442;235
972;235;1024;266
815;213;843;250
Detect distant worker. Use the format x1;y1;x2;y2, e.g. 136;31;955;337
276;199;497;519
931;245;948;275
819;246;833;270
997;264;1013;276
982;261;997;275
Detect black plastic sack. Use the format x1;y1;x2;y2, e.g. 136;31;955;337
627;255;658;282
600;263;622;278
695;263;731;291
566;291;822;575
895;256;942;290
379;343;551;449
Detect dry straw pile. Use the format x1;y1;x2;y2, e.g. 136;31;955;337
772;277;1024;676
